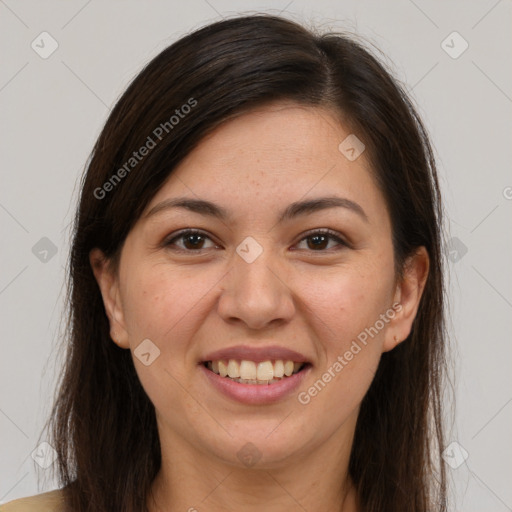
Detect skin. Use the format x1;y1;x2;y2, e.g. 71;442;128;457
90;102;429;512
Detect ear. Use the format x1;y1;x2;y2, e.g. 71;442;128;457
89;248;130;349
383;246;429;352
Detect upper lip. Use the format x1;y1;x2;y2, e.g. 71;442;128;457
201;345;311;364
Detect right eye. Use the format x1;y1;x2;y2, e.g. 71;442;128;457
164;229;219;252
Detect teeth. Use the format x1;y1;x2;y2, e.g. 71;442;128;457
206;358;305;383
227;359;240;378
218;360;228;377
228;378;283;385
274;360;284;378
257;361;273;381
240;360;257;380
284;360;294;376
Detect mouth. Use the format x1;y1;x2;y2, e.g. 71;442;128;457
202;359;311;385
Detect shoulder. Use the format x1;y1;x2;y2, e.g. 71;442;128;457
0;489;65;512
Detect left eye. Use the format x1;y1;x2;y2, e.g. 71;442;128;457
164;229;348;253
294;229;348;251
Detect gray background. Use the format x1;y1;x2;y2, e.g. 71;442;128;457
1;1;511;510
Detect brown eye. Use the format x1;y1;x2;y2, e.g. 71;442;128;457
295;229;349;252
164;230;217;252
164;228;349;254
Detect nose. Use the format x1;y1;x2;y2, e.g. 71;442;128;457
216;244;295;330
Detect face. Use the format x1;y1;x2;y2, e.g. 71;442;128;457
91;102;428;471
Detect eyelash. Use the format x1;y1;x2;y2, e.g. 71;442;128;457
163;228;349;254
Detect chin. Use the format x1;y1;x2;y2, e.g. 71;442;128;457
204;426;308;470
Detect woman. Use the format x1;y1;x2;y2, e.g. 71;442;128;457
4;13;449;512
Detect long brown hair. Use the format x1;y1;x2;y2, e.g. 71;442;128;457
41;13;449;511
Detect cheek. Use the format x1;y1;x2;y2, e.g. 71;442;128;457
119;266;215;412
305;258;395;344
296;269;391;430
121;264;225;356
307;254;395;406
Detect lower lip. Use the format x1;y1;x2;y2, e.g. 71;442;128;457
199;363;311;405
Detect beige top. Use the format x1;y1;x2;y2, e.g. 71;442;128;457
0;489;65;512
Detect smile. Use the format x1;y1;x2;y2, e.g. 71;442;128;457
204;359;307;385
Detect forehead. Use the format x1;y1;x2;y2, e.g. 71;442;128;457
176;103;355;177
143;102;387;224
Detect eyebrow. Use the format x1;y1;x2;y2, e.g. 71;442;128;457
144;196;368;223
